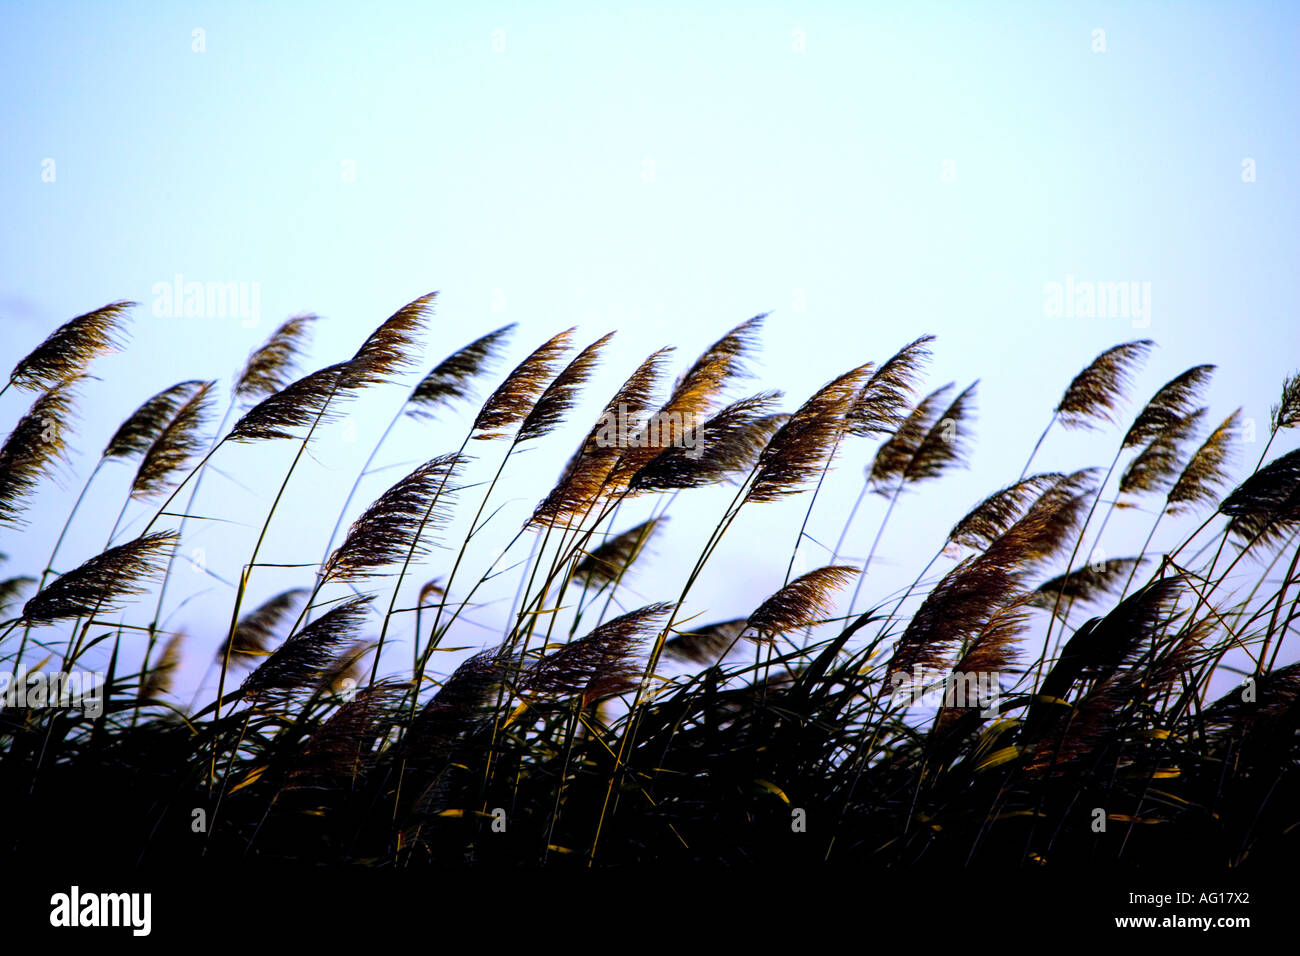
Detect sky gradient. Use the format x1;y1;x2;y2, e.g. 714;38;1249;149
2;1;1297;697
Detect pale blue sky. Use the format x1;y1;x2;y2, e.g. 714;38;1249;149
2;1;1297;696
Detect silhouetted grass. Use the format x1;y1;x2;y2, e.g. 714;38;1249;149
2;299;1298;871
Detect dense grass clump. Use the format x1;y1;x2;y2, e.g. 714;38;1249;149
2;297;1298;870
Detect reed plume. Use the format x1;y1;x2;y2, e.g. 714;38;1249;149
868;383;955;491
932;600;1030;733
745;364;874;504
1219;447;1300;548
608;317;765;484
242;596;373;696
316;641;373;694
891;381;978;489
629;392;784;492
404;649;505;754
946;473;1063;551
672;313;765;410
1038;575;1187;703
1054;339;1154;430
532;347;674;525
609;321;766;486
321;455;462;583
226;361;353;443
0;377;80;527
1270;372;1300;435
470;329;575;439
573;517;666;587
219;588;308;666
745;566;858;640
1030;558;1146;613
847;334;935;437
19;530;177;624
128;380;216;500
141;632;183;698
1118;407;1206;498
233;314;317;403
293;680;408;783
406;324;516;420
6;301;132;392
1123;364;1216;449
887;471;1095;677
663;619;749;665
0;575;35;615
103;380;207;461
1165;408;1240;515
418;578;445;608
522;603;671;702
516;332;613;443
342;292;438;389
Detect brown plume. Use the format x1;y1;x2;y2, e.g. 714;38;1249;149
316;641;374;694
1219;448;1300;549
521;603;671;702
629;392;784;492
142;632;184;699
472;329;575;439
226;361;351;443
887;471;1096;678
1030;557;1146;615
847;334;935;437
671;313;765;410
20;530;178;625
516;332;613;443
321;454;462;583
1166;408;1240;515
871;382;977;493
1055;339;1154;430
1270;372;1300;434
899;381;977;486
932;599;1030;733
1123;364;1216;449
0;377;80;527
611;320;765;485
292;679;408;784
7;301;132;392
1119;407;1205;498
406;324;516;420
404;649;507;757
219;587;308;665
242;595;373;696
103;380;207;461
0;575;36;615
418;578;446;608
129;380;216;500
342;292;437;389
573;517;665;587
745;566;858;640
869;383;954;490
745;364;874;504
947;473;1063;551
1268;371;1300;434
233;314;317;402
531;346;674;525
663;619;749;665
1037;575;1187;703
